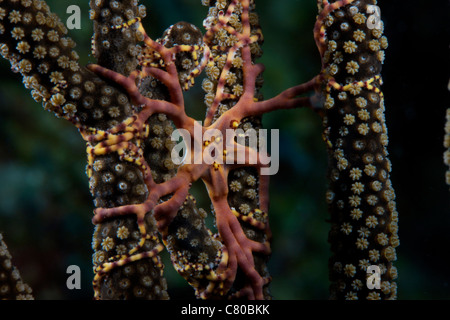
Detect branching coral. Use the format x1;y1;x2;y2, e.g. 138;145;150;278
88;0;169;300
0;0;400;300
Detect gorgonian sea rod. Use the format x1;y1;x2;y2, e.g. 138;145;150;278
316;0;399;299
0;0;398;300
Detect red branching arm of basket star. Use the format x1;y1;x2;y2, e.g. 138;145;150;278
85;0;319;300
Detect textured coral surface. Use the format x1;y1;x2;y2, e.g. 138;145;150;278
317;0;399;299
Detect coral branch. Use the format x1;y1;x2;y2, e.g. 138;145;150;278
0;234;33;300
88;0;172;300
315;0;399;300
